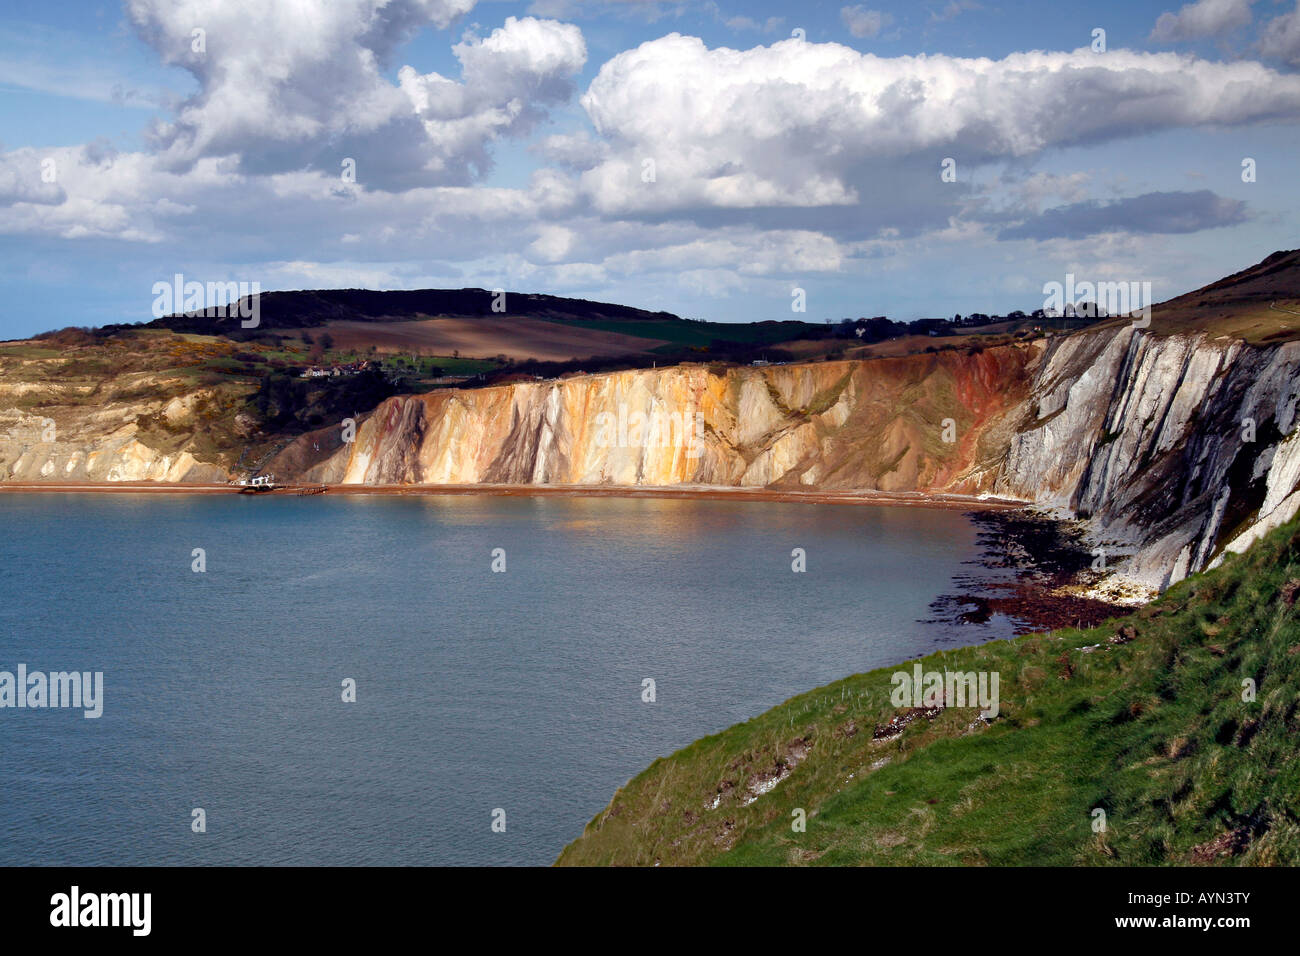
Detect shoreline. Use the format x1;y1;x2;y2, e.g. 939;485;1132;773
0;480;1028;510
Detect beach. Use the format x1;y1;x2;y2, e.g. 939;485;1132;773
0;480;1027;510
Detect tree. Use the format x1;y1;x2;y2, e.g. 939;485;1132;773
319;332;335;350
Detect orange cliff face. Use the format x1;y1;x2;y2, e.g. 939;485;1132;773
289;342;1046;496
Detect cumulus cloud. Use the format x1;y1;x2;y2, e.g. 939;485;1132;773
0;146;229;240
124;1;583;188
5;20;1300;327
0;152;66;207
1259;1;1300;65
998;190;1249;240
0;140;565;255
529;131;611;171
529;224;576;261
1150;0;1255;43
599;229;845;276
577;34;1300;226
399;17;587;180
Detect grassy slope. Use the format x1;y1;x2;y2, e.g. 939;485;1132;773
1084;249;1300;344
558;516;1300;866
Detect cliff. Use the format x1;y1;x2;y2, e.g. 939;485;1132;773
7;251;1300;597
284;324;1300;594
0;355;232;483
290;346;1040;494
997;327;1300;590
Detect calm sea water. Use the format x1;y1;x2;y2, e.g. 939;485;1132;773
0;493;1015;865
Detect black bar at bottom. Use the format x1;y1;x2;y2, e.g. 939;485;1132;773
0;865;1286;942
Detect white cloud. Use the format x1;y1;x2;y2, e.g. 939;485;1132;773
1260;1;1300;65
1150;0;1255;43
261;260;464;289
673;268;747;296
600;230;845;276
840;6;892;39
578;35;1300;221
3;21;1300;328
123;1;582;189
546;261;608;287
0;140;557;253
0;151;66;207
0;146;238;240
529;131;611;171
529;224;576;261
398;17;587;180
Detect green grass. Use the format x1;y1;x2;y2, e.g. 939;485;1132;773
401;355;499;376
0;344;63;359
551;317;823;350
558;516;1300;866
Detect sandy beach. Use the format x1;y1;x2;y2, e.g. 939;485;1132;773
0;480;1027;510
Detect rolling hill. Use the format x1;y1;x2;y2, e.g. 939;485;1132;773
129;286;833;365
1092;248;1300;343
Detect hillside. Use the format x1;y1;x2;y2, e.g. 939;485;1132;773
558;513;1300;866
132;286;833;365
1091;248;1300;343
139;287;689;332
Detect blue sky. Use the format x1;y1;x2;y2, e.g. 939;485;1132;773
1;0;1298;338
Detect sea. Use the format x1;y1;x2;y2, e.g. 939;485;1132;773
0;493;1020;865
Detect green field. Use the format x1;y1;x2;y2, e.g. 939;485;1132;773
551;316;825;351
378;354;499;378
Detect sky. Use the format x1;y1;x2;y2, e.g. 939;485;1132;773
1;0;1298;338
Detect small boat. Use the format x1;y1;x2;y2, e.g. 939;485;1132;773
236;474;276;494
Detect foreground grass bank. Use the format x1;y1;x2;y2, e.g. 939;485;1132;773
559;518;1300;866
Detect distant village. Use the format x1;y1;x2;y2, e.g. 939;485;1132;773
298;359;375;379
297;356;480;387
